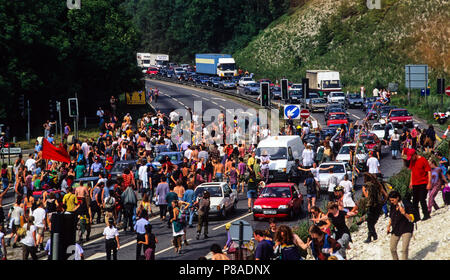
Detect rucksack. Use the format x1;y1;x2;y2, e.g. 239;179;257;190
104;196;115;211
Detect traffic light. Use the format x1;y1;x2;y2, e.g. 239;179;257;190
281;79;288;100
18;94;25;118
68;98;78;117
49;99;55;120
260;82;270;107
437;78;445;94
302;78;309;104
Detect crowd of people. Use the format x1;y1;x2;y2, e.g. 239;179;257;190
0;86;449;261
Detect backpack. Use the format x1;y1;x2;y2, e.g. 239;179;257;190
316;147;324;162
305;177;316;195
104;196;115;211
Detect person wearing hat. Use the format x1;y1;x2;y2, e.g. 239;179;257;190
407;148;431;221
389;128;401;160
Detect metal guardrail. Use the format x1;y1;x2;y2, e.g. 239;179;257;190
146;75;280;110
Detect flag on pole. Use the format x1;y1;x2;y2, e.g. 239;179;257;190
42;138;70;163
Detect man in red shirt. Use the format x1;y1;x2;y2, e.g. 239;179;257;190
407;149;431;221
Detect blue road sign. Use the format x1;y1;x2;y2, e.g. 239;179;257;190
420;88;430;96
284;105;300;119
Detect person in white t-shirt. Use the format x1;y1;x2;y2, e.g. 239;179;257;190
184;146;193;161
339;174;355;210
25;154;36;173
366;152;380;175
32;202;46;252
21;216;38;260
103;219;120;260
302;144;315;167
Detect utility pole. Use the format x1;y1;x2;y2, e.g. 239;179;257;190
27;99;30;144
57;101;63;143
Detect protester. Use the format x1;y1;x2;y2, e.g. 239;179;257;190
407;149;431;221
103;218;120;260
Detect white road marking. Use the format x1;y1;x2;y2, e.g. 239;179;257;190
192;94;200;97
212;212;253;231
211;101;218;105
86;239;136;260
212;97;227;102
352;114;361;120
155;239;193;256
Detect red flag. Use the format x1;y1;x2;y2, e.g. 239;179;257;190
42;138;70;163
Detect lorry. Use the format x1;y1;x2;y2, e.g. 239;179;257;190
137;53;151;73
306;70;341;97
195;54;238;77
149;53;169;69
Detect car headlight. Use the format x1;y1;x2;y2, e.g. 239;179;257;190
278;205;288;209
253;205;262;210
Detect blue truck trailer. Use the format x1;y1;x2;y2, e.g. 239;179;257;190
195;54;238;77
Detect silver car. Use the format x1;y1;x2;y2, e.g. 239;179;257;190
317;162;353;191
194;182;238;219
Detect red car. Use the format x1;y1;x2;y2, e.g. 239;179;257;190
388;108;413;128
146;67;159;76
359;133;382;155
252;183;303;220
326;112;348;127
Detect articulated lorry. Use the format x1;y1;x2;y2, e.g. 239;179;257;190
195;54;237;77
306;70;341;97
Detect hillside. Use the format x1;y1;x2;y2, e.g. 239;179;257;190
234;0;450;93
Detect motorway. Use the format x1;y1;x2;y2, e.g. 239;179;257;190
80;79;404;260
1;79;405;260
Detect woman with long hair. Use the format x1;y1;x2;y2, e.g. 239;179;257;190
138;224;158;260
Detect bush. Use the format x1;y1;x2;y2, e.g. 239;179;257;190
387;168;412;201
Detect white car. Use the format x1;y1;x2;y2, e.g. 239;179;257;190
194;182;238;219
335;143;368;169
327;91;346;104
317;162;353;191
238;77;255;87
370;122;394;140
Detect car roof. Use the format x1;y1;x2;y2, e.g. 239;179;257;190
257;136;301;147
265;183;295;188
320;161;345;165
329;112;345;115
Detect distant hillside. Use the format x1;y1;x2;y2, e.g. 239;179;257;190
234;0;449;92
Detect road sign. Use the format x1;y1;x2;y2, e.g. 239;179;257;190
229;220;253;243
126;91;146;105
405;65;428;89
446;86;450;97
300;109;310;119
420;88;430;97
0;147;22;155
284;105;300;119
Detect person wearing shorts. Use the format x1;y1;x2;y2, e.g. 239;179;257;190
247;171;258;213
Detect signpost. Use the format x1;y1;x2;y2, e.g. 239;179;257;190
284;105;301;119
405;64;428;104
229;220;253;260
300;109;310;119
0;147;22;165
68;97;79;139
126;91;146;105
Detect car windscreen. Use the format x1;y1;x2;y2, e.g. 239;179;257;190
111;163;133;173
319;165;345;173
154;154;179;163
349;93;361;98
361;135;376;143
194;187;222;198
372;124;384;130
390;110;408;117
259;187;291;198
332;92;345;97
256;147;287;160
312;99;326;104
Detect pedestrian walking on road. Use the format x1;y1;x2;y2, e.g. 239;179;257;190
195;190;210;240
171;200;185;254
134;210;149;260
428;159;447;213
138;224;158;260
387;191;415;260
21;216;37;260
155;176;169;221
103;218;120;260
406;149;431;221
362;173;387;243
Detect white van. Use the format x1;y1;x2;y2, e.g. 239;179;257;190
255;135;304;181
